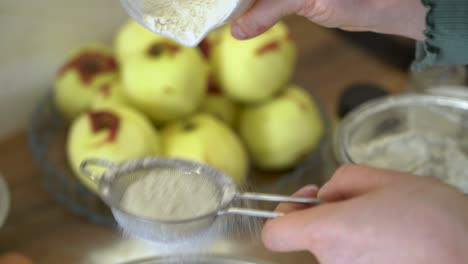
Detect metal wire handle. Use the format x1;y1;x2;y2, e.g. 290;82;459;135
80;158;117;183
237;192;322;204
219;208;285;218
218;193;323;219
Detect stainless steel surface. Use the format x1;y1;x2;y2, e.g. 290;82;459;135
81;157;323;242
85;236;315;263
121;254;275;264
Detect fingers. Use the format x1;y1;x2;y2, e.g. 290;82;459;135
231;0;305;39
261;185;323;252
275;185;319;214
262;202;338;252
318;164;408;202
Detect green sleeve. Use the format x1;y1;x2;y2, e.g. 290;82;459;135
411;0;468;71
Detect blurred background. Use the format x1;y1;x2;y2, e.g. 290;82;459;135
0;1;467;264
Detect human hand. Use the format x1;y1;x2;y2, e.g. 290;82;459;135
232;0;426;41
0;253;33;264
262;164;468;264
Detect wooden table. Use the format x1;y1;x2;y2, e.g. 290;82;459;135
0;17;409;263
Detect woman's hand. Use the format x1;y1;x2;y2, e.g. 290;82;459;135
262;164;468;264
232;0;426;41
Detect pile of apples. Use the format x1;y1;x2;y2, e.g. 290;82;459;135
54;20;324;193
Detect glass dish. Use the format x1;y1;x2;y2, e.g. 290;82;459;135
408;65;467;92
332;94;468;192
28;91;331;225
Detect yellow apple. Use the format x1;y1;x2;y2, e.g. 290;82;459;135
212;22;296;103
115;20;163;63
197;26;226;62
196;29;238;126
90;80;129;108
67;105;160;192
161;113;249;186
198;81;238;126
54;45;119;120
239;85;324;171
121;39;209;123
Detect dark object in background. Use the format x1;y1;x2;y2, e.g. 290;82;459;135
335;30;416;71
337;82;390;119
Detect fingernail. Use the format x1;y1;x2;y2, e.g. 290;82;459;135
301;185;319;193
231;23;248;40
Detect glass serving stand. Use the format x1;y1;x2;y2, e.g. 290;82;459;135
27;91;328;263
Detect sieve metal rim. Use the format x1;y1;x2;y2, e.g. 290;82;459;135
81;157;238;224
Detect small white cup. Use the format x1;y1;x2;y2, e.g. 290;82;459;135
120;0;255;47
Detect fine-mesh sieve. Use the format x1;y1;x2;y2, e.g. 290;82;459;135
81;157;321;242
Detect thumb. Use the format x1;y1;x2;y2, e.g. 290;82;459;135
231;0;305;39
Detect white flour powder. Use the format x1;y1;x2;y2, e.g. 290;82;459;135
120;170;220;221
142;0;238;47
350;132;468;193
118;171;262;253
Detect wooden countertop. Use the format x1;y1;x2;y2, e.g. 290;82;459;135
0;17;408;263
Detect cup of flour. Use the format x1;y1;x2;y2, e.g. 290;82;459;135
119;0;255;47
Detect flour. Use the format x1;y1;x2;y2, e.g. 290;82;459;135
350;132;468;193
120;170;221;221
119;170;262;252
141;0;238;47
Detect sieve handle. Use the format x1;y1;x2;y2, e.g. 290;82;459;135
219;208;284;219
80;158;117;183
237;192;323;205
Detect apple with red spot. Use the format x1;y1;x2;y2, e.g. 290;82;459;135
212;21;297;103
54;45;119;120
90;80;128;109
115;20;164;64
160;113;249;186
67;105;160;192
238;85;324;171
196;28;238;126
121;37;209;123
197;27;225;61
198;79;239;127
